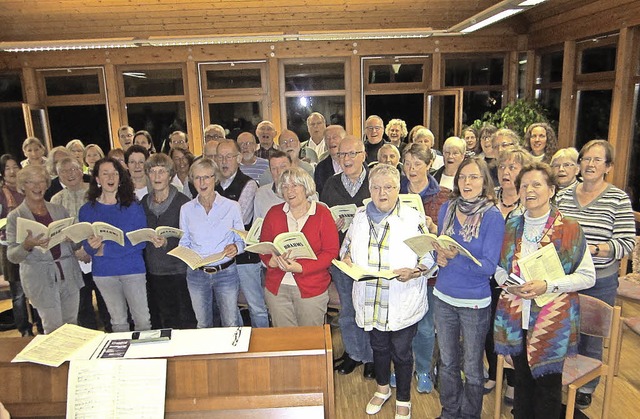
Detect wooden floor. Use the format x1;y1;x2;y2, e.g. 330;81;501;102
1;281;639;418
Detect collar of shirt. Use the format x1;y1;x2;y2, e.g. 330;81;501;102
341;165;366;195
219;171;237;190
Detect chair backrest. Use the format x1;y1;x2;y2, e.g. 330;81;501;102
579;294;614;338
633;236;640;275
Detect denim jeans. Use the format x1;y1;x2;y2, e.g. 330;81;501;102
578;270;619;393
94;273;151;332
413;284;436;375
369;323;418;402
186;265;242;328
434;296;491;419
237;263;269;328
330;265;373;363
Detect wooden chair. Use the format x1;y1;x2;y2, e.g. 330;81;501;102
493;294;622;419
615;236;640;373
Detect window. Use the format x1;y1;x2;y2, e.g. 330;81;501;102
575;89;612;149
120;65;188;152
37;68;110;152
282;59;348;143
0;73;26;158
627;84;640;211
200;61;268;141
368;63;424;84
579;35;618;74
535;47;563;129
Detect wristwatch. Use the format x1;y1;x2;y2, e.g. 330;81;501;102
593;244;600;256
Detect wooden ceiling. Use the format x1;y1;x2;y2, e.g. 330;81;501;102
0;0;521;43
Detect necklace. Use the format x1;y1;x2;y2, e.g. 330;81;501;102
523;226;543;243
499;188;519;208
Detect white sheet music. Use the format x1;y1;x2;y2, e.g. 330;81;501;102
66;359;166;419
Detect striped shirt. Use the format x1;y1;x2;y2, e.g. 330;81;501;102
556;183;635;274
240;157;269;181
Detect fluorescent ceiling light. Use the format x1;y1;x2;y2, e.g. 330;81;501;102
519;0;547;6
461;8;521;33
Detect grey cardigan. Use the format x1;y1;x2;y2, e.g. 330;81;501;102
6;201;83;308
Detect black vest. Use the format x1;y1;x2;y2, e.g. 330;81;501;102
215;169;261;264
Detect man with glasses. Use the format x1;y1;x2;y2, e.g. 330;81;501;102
237;132;269;181
255;121;278;159
214;140;268;328
258;130;314;185
320;135;375;379
301;112;328;162
204;124;226;144
169;131;189;151
364;115;386;163
118;126;135;151
314;125;345;194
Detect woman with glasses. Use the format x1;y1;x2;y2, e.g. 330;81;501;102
260;167;339;327
433;136;467;191
555;140;635;409
178;158;245;328
79;157;151;332
343;164;434;419
141;153;196;329
169;147;196;199
6;165;83;334
432;157;504;419
550;147;580;191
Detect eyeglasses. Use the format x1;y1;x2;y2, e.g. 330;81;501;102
458;174;482;182
280;183;303;191
337;151;364;159
148;169;168;176
580;157;606;165
498;164;520;171
280;138;298;147
171;139;187;144
498;142;514;148
216;154;239;162
370;184;397;193
205;134;224;140
444;151;462;157
238;142;255;148
551;162;576;169
193;174;215;182
59;167;80;175
365;126;383;131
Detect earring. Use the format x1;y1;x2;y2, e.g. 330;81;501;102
97;183;102;188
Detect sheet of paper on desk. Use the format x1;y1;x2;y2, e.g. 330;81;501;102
91;327;252;359
67;359;166;419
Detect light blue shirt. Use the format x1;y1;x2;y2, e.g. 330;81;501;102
178;193;245;265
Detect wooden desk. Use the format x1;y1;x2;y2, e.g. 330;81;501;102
0;325;335;418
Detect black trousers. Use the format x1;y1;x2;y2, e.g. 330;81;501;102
77;271;112;332
486;275;514;385
369;323;418;402
512;338;562;419
147;272;197;329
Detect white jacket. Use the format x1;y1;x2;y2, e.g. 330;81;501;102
347;204;433;331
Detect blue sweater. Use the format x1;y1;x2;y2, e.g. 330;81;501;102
435;200;504;301
79;201;147;277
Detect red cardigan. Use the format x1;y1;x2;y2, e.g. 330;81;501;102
260;203;339;298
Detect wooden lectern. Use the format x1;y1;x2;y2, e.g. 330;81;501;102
0;325;335;418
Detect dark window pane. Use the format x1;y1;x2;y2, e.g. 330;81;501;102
462;91;503;126
365;94;424;140
123;69;184;97
581;45;617;73
285;96;345;143
127;102;187;153
206;69;262;90
575;89;612;149
536;88;561;127
445;57;504;86
45;75;100;96
209;102;262;140
627;85;640;211
0;74;23;102
0;107;27;158
48;105;110;152
368;64;423;84
428;95;457;148
285;63;345;91
538;51;563;84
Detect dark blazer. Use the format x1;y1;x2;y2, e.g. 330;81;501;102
314;157;338;196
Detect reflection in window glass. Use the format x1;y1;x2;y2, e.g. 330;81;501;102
0;74;23;102
538;51;563;84
536;88;561;127
127;102;187;153
518;53;527;99
284;63;345;91
123;69;184;97
462;91;502;126
445;57;504;86
627;85;640;211
206;69;262;90
48;105;110;151
45;75;100;96
368;64;423;84
365;94;423;140
209;102;262;140
0;107;27;157
581;44;617;73
575;89;612;149
285;96;345;142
